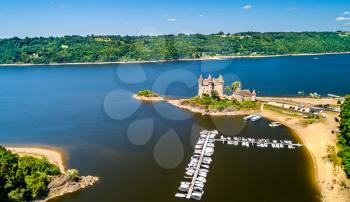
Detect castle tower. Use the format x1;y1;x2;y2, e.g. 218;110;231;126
252;90;257;101
198;75;204;96
198;74;224;97
213;74;224;97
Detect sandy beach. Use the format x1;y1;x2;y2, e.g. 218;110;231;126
6;146;67;174
1;51;350;67
259;109;350;202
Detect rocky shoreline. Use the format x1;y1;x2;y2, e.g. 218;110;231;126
35;175;99;202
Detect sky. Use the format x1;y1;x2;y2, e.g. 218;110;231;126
0;0;350;38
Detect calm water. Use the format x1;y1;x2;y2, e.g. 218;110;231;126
1;54;350;201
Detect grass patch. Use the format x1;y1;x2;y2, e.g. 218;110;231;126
183;94;257;111
324;145;342;167
136;90;159;98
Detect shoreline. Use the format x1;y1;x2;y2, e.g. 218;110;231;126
3;144;100;202
1;51;350;67
258;110;350;202
5;145;67;174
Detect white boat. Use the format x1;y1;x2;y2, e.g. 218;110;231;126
191;192;203;200
269;122;282;127
201;165;209;169
250;115;262;122
175;193;186;198
244;114;257;120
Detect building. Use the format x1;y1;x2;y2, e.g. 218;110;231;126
232;82;257;102
198;74;224;97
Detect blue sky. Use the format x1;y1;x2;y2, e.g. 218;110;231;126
0;0;349;38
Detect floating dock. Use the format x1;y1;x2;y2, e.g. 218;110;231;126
216;136;302;149
175;130;302;200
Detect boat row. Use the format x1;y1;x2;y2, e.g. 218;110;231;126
175;130;218;200
219;136;302;149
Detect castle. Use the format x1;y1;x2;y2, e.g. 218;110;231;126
233;82;257;102
198;74;224;97
198;75;256;102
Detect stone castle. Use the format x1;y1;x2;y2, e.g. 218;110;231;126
198;74;224;97
198;75;256;102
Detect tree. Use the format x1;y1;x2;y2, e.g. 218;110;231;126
7;188;25;202
211;90;220;100
225;86;232;95
67;169;79;181
338;95;350;177
232;81;241;91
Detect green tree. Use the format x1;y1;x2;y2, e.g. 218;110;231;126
211;90;220;100
7;188;25;202
67;169;79;181
338;95;350;177
232;81;241;91
225;86;232;95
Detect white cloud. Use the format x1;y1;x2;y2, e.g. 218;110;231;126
242;5;252;10
167;18;177;22
336;16;350;21
198;14;204;18
343;11;350;15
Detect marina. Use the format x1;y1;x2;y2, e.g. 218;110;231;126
176;130;218;200
176;129;303;200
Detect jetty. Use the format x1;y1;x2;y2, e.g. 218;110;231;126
175;130;303;200
216;136;302;149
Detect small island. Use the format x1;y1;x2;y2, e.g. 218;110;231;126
0;146;99;202
135;75;259;116
133;90;164;102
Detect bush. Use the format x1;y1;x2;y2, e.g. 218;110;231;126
67;169;79;181
136;90;159;97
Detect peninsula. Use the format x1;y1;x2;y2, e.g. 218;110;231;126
0;145;99;202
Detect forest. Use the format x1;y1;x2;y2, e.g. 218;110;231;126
0;146;60;201
338;95;350;177
1;31;350;64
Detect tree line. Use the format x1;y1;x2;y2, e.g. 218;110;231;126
1;31;350;64
338;95;350;177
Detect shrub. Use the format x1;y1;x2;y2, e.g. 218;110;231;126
67;169;79;181
136;90;159;97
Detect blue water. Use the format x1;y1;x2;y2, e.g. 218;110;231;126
0;54;349;202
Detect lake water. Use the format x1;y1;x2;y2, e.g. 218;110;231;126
1;54;350;201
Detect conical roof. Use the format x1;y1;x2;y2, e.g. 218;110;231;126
198;74;203;81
